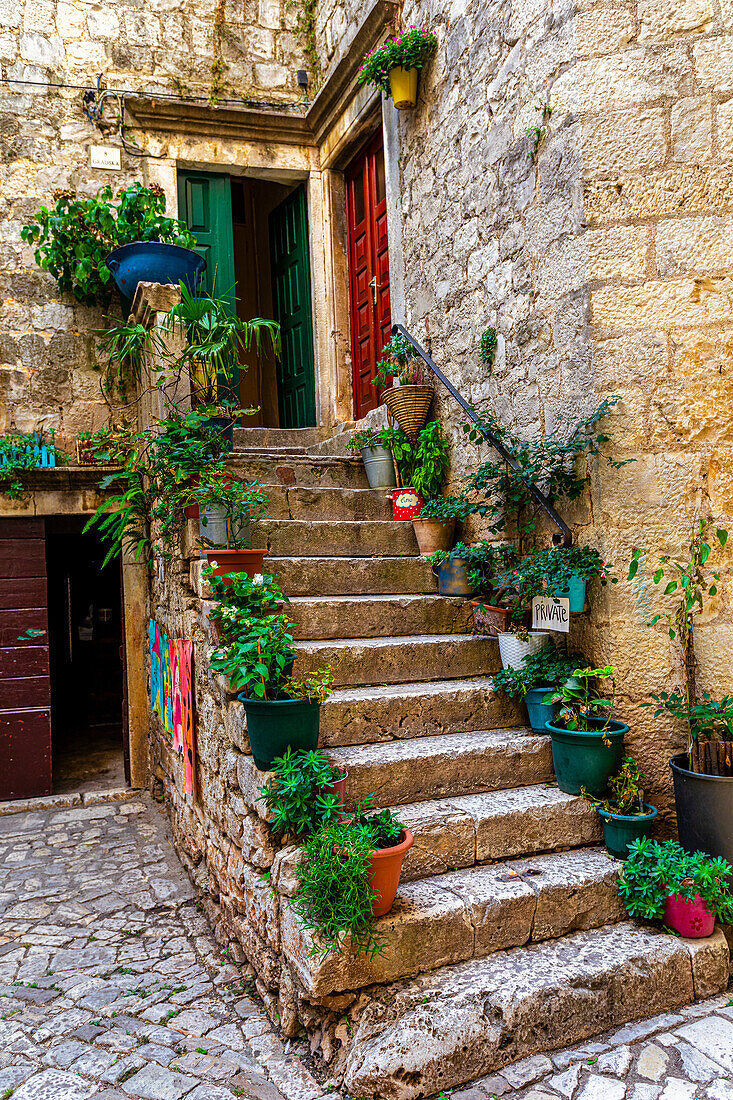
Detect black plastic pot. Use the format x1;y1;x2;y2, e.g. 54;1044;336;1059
671;752;733;863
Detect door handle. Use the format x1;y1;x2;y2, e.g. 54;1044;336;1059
369;275;378;306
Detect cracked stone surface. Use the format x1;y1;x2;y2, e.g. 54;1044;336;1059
0;797;323;1100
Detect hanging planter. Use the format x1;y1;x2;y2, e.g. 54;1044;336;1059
357;27;438;111
556;573;588;613
382;385;434;442
433;557;472;596
106;242;205;302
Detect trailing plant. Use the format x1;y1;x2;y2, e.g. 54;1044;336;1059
292;0;322;89
461;398;621;540
492;646;588;698
618;837;733;922
582;757;647;816
391;421;449;500
428;539;519;600
193;475;268;549
206;569;287;644
259;748;343;839
479;326;497;371
417;495;474;522
509;546;615;599
96;320;167;391
629;517;729;771
357;27;438;97
0;429;58;499
21;183;195;307
373;333;431;387
284;665;337;704
542;666;617;733
291;797;407;959
526;104;552;162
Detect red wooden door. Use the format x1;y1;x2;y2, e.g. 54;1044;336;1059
0;517;52;799
346;132;391;420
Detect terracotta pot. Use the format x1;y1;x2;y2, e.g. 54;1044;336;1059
470;600;508;637
392;487;423;521
663;892;715;938
412;517;455;555
322;768;348;809
366;828;414;917
204;548;265;586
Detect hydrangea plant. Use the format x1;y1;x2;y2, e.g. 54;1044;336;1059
357;27;438;96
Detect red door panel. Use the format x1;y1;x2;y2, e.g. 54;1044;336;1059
346;132;391;420
0;517;51;800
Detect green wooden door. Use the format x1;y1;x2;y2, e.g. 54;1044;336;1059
177;171;238;399
269;186;316;428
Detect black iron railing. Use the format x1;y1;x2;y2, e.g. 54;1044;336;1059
392;324;572;547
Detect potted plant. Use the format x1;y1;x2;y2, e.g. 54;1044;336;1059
22;183;198;309
192;474;268;583
357;27;438;110
374;334;434;442
291;796;413;959
390;420;449;520
510;546;614;613
206;568;288;640
0;429;58;500
492;646;588;732
629;521;733;862
259;748;347;840
619;837;733;938
412;495;471;555
582;757;658;859
346;426;397;489
542;666;627;795
75;426;129;467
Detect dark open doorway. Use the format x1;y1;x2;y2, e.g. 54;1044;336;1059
46;517;127;794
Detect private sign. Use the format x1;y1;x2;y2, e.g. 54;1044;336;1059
532;596;570;633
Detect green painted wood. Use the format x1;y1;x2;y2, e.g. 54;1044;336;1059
268;185;316;428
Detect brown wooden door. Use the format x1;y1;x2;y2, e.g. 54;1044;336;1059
0;517;52;799
346;132;391;420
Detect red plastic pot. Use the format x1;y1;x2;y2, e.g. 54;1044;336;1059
366;828;414;917
663;892;715;938
322;768;348;809
392;488;423;521
204;548;265;586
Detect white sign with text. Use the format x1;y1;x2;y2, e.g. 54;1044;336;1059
532;596;570;632
90;145;121;170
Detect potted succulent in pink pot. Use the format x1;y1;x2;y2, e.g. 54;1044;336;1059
619;837;733;938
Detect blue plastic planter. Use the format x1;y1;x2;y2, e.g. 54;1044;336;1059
106;242;206;301
524;686;558;733
556;573;587;613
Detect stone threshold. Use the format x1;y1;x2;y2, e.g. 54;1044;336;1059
0;785;140;816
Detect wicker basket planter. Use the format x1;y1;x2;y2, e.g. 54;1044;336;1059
382;385;434;442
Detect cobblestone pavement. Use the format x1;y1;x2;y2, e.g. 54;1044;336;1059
0;794;323;1100
454;995;733;1100
3;795;733;1100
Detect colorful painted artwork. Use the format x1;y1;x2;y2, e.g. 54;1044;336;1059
149;621;196;796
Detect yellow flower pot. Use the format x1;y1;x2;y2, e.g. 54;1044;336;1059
388;66;419;109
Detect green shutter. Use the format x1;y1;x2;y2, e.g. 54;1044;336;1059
269;185;316;428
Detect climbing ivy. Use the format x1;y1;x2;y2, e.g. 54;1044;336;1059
291;0;322;91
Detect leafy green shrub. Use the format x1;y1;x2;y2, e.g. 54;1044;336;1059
211;613;296;696
21;184;196;307
507;546;615;597
391;421;449;500
619;838;733;921
259;748;344;838
207;570;287;643
492;646;588;697
542;666;617;732
357;28;438;96
418;495;474;522
582;757;648;816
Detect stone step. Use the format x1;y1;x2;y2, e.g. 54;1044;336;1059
255;520;417;558
293;633;495;687
263;486;392;521
326;729;551;807
319;677;523;746
265;556;437;596
337;922;729;1100
232;426;326;449
279;848;626;1000
288;594;474;640
230;453;368;489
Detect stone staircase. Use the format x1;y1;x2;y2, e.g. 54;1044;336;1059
229;428;729;1100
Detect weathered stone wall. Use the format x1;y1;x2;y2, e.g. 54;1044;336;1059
0;0;308;449
389;0;733;816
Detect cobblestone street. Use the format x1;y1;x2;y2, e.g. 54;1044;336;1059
3;793;733;1100
0;795;322;1100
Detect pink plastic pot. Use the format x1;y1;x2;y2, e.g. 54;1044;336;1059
663;892;715;938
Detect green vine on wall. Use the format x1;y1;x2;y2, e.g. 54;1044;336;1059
290;0;322;92
480;326;498;372
210;0;230;104
526;103;552;162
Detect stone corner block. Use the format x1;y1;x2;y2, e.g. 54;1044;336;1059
684;926;730;999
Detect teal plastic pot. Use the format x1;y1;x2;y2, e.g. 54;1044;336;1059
239;696;320;771
524;687;558;733
555;573;587;613
598;803;657;860
546;718;628;796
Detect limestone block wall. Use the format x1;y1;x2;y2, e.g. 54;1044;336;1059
0;0;308;448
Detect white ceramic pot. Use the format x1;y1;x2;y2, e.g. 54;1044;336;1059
497;631;551;670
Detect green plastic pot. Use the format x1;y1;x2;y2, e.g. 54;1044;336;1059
598;803;657;860
524;687;558;733
546;718;628;796
239;696;320;771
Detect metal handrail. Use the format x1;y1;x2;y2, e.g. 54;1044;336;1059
391;324;572;547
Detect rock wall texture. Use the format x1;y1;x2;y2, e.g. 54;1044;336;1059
0;0;307;447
